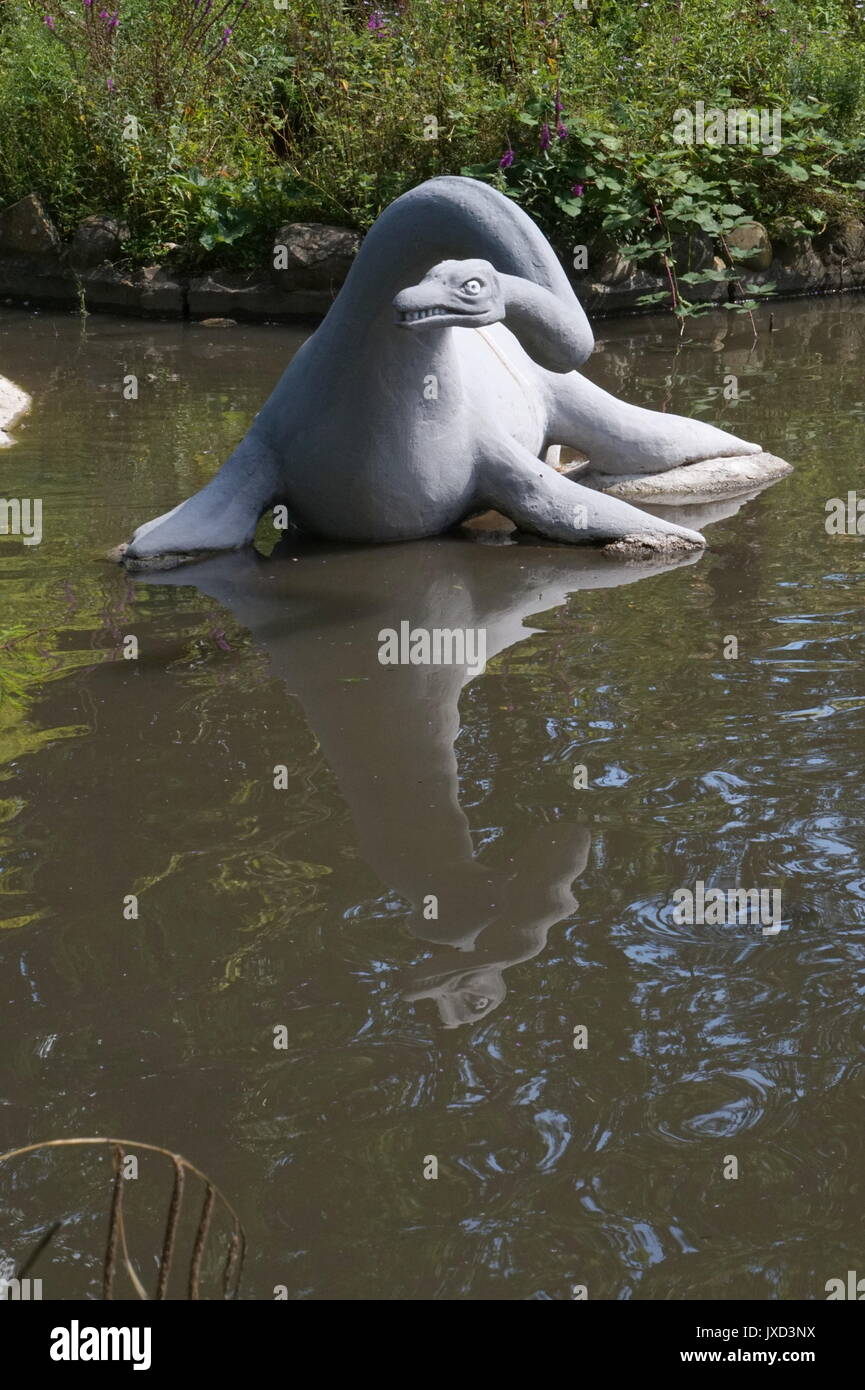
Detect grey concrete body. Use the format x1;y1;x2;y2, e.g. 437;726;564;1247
123;177;777;565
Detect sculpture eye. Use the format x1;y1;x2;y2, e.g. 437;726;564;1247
462;279;482;295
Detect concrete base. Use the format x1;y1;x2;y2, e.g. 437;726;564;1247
600;531;704;559
109;541;212;571
574;451;793;504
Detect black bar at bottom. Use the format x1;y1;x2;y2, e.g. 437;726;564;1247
3;1297;854;1374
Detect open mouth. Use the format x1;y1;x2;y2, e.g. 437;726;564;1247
397;305;489;324
399;306;455;323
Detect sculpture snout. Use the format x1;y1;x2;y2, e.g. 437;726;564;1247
393;283;450;325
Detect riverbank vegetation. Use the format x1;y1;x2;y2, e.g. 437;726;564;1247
1;0;864;281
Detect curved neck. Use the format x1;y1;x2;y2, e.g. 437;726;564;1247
313;177;593;366
499;273;593;371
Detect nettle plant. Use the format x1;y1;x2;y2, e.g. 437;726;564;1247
464;93;865;324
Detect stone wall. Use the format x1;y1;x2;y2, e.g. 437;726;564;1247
1;192;864;325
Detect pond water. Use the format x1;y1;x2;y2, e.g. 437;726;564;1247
0;297;863;1301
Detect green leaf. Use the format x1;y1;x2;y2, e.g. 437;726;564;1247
777;160;809;182
555;196;585;217
679;268;738;284
592;174;625;192
691;210;722;233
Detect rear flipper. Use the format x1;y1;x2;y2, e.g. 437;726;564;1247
121;432;283;569
478;434;706;551
547;368;761;476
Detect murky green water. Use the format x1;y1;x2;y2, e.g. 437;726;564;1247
1;298;863;1300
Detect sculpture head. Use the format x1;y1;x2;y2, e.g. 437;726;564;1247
393;258;504;330
403;962;508;1028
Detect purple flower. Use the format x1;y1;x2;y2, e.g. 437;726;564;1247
83;0;93;8
539;123;552;152
367;10;387;32
221;25;232;45
43;13;56;27
556;120;568;141
106;75;115;90
499;146;514;169
571;183;585;197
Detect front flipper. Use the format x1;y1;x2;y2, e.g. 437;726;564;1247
477;434;706;551
547;368;761;476
121;432;283;569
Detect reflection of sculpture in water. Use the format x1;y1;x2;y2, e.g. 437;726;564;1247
139;522;729;1025
121;177;790;568
401;822;592;1028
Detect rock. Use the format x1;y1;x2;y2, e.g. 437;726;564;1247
76;263;185;317
772;220;811;265
669;228;716;273
642;229;715;284
77;264;140;313
595;247;637;286
675;232;728;303
586;232;718;298
814;216;865;264
189;271;334;322
585;233;635;286
583;452;793;503
271;223;361;291
813;217;865;289
771;223;826;294
0;373;31;448
725;221;773;271
602;532;703;558
122;549;206;572
0;256;77;308
594;229;725;306
137;265;184;316
69;215;129;269
189;273;278;319
459;509;516;534
197;317;237;328
0;193;61;259
576;268;668;315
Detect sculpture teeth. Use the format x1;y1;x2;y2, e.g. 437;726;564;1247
402;308;446;321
